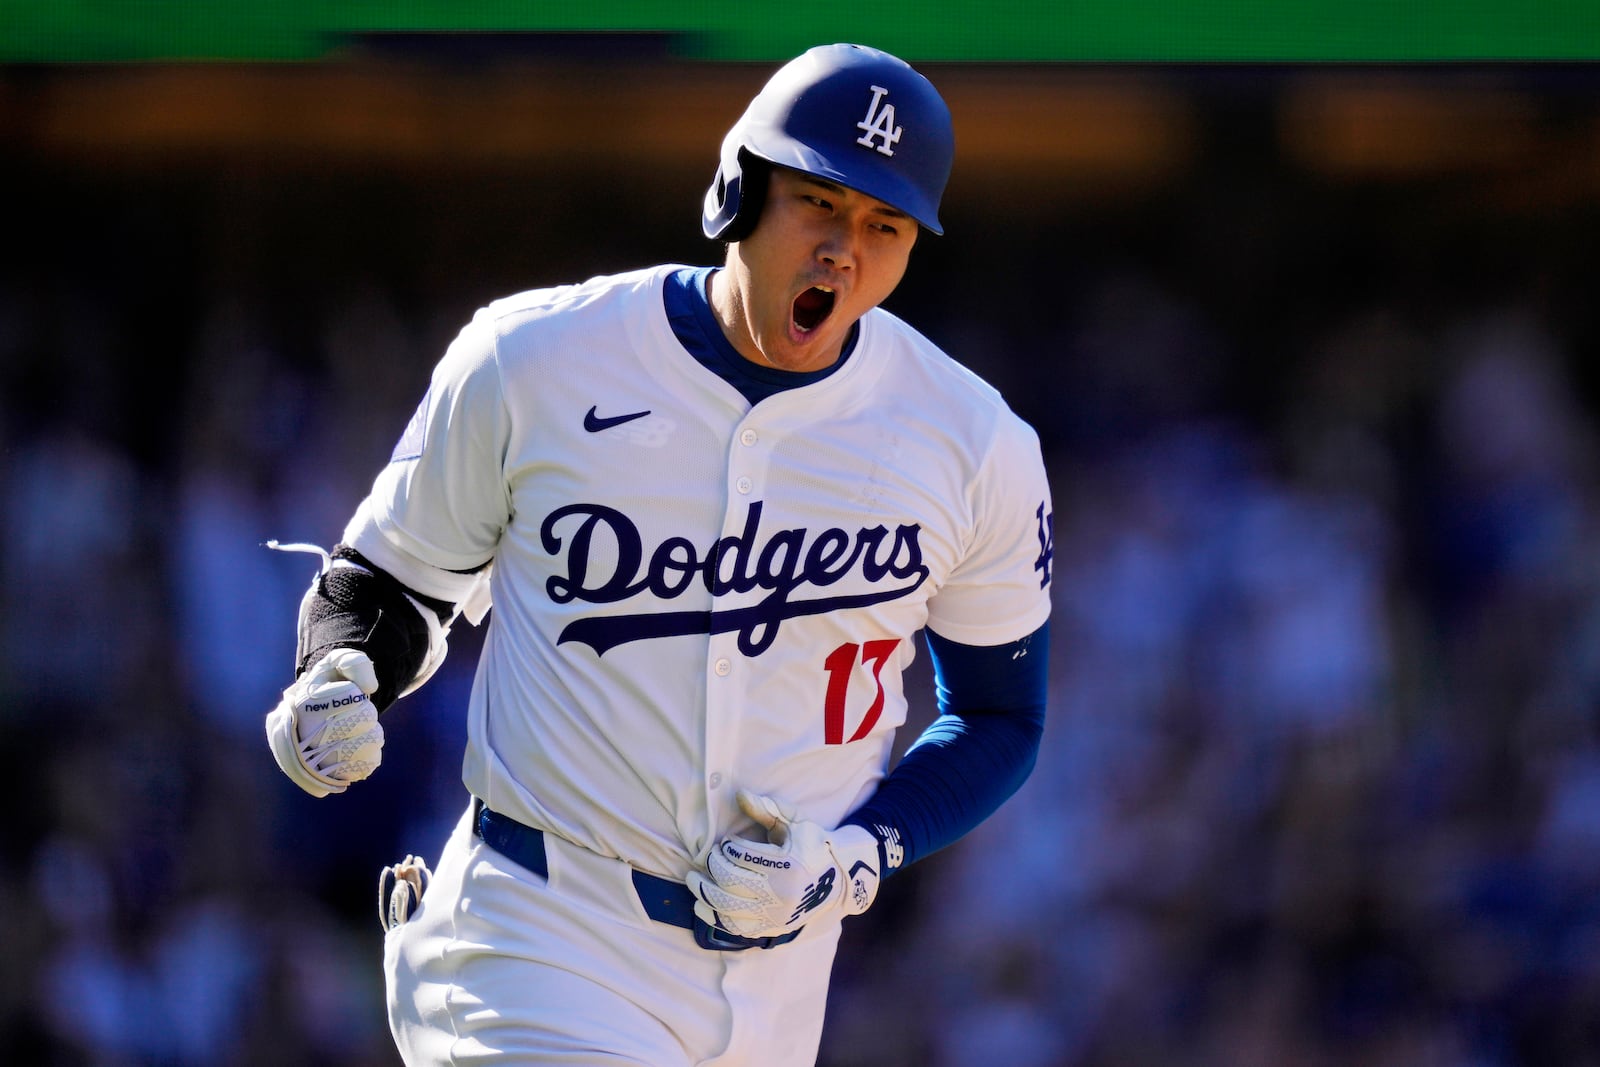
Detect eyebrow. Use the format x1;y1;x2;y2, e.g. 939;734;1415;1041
798;176;910;220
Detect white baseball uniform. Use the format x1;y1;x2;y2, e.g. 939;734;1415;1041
347;264;1053;1065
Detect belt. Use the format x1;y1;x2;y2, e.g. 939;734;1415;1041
473;801;800;952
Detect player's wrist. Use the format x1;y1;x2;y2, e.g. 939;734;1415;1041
828;824;884;916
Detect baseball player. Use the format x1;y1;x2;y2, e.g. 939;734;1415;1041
266;43;1054;1066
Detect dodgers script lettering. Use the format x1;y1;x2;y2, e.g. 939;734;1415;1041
540;501;928;656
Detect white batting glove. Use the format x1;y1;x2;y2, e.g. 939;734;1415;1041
266;649;384;797
686;790;882;940
379;853;432;932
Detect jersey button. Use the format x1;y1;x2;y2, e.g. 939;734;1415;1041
735;477;753;495
714;658;732;676
740;429;759;446
709;772;724;789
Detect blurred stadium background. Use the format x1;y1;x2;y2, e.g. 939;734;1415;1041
4;4;1600;1065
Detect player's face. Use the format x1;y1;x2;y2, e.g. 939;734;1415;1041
713;168;919;374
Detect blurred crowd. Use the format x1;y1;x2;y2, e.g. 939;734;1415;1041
3;68;1600;1067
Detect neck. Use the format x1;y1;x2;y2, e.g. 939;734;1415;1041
707;265;845;374
707;264;763;365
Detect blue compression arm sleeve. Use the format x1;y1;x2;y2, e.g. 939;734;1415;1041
842;620;1049;876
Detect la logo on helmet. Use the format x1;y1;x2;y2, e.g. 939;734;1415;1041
855;85;902;157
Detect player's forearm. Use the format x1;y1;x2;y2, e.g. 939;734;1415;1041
839;620;1049;874
842;706;1042;874
295;546;454;711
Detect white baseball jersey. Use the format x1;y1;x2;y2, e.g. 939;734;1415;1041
345;264;1053;881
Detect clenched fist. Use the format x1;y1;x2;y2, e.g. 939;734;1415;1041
687;790;882;940
266;649;384;797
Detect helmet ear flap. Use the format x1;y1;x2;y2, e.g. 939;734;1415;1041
702;151;770;243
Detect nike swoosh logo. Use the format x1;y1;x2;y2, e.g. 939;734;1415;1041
584;406;652;432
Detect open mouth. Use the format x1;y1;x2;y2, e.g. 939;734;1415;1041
791;286;835;334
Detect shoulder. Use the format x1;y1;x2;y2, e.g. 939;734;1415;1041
424;267;672;391
438;265;682;379
480;265;678;334
858;307;1040;451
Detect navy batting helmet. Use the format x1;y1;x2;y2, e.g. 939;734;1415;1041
702;43;954;242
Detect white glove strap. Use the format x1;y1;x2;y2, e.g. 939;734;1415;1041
828;824;884;916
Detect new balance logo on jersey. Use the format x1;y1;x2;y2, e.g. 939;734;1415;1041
540;500;929;656
855;85;902;156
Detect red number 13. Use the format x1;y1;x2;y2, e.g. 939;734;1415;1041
822;638;900;745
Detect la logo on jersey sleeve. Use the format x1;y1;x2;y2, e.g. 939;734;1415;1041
1034;502;1054;589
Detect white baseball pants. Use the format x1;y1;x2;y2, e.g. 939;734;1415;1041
384;804;842;1066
